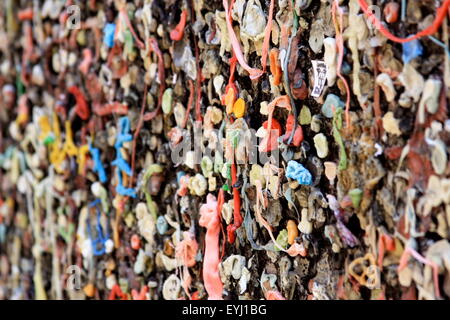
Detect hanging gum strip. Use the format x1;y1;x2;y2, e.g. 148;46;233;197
194;31;203;123
143;38;165;121
260;0;275;72
21;23;35;86
175;231;198;299
199;194;223;300
263;95;291;152
217;188;227;261
68;86;90;120
77;144;89;175
170;10;188;41
223;0;264;80
130;84;149;190
332;0;352;131
119;7;145;49
359;0;450;43
254;180;286;251
398;247;441;299
226;159;242;244
182;80;195;128
223;52;238;104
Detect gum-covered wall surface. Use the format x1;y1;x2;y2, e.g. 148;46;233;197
0;0;450;300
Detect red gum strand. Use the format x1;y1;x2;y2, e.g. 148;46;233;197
68;86;90;120
359;0;450;43
170;10;188;41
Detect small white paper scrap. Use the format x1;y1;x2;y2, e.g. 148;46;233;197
311;60;328;98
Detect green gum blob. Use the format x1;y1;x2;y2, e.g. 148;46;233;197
299;105;312;125
332;108;347;170
275;229;289;251
221;162;232;180
142;165;163;220
349;188;363;209
201;156;213;177
162;88;174;115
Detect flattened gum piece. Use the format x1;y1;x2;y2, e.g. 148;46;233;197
287;220;298;245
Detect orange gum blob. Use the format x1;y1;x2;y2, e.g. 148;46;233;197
269;48;282;86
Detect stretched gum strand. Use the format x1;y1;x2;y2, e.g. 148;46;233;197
260;0;275;72
80;18;102;61
175;231;198;298
398;247;440;299
372;47;383;138
79;48;93;75
332;0;352;131
199;194;223;300
226;157;242;243
358;0;450;43
170;10;188;41
182;80;195;128
222;53;238;112
221;122;241;244
175;231;198;268
129;84;149;190
181;265;193;299
254;180;304;255
377;233;395;267
263;95;291;152
143;38;166;121
211;188;226;261
216;188;227;260
194;43;203;123
21;22;35;85
223;0;264;80
119;7;145;49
